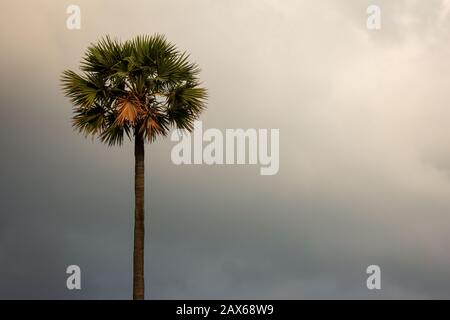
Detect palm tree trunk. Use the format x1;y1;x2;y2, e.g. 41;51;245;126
133;132;145;300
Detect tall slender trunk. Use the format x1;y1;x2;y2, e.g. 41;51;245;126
133;132;145;300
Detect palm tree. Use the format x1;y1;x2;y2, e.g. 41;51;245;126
61;35;207;300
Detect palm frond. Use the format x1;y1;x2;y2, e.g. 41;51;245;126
72;104;107;135
61;70;99;109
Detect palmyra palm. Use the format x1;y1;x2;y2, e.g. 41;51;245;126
61;34;207;299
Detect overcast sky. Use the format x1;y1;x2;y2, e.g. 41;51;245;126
2;0;450;299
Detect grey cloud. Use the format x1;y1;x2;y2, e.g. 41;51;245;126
1;0;450;299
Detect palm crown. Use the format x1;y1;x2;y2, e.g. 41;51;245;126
62;34;207;145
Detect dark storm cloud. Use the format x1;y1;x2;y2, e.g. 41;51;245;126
1;0;450;299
